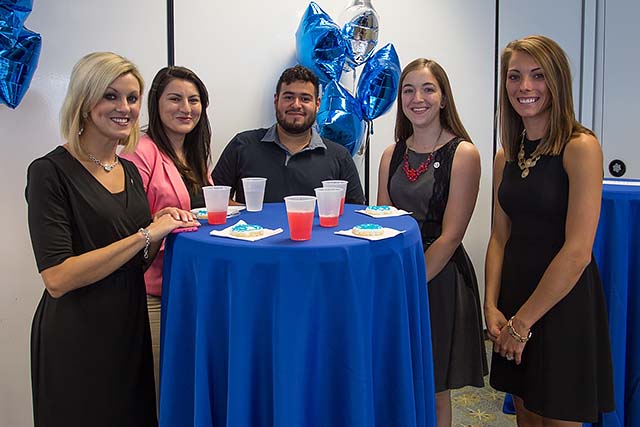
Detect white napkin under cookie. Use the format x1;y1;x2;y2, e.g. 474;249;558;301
354;208;412;218
210;220;283;242
334;227;405;241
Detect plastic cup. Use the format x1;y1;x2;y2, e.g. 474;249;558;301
314;187;342;227
241;177;267;212
284;195;316;241
202;185;231;225
322;180;348;215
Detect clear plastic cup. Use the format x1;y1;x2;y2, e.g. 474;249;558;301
202;185;231;225
322;180;348;215
284;195;316;241
314;187;342;227
241;177;267;212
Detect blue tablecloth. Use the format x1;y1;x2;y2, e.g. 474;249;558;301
159;203;436;427
504;181;640;426
592;181;640;427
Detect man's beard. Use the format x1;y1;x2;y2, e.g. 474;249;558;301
276;110;316;135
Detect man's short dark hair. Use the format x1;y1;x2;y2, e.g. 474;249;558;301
276;65;320;98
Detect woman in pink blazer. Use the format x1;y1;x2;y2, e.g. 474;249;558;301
121;66;212;397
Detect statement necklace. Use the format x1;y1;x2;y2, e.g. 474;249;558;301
402;128;442;182
517;131;544;178
87;152;119;172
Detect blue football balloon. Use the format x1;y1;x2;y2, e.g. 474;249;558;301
356;43;401;121
1;0;41;109
295;2;347;84
317;80;365;156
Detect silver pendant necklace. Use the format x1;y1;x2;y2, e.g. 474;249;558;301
87;153;119;172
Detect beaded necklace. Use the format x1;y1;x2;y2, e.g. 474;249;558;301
517;131;544;178
402;127;442;182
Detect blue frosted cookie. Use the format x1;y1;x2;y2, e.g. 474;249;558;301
230;224;264;237
364;205;395;215
352;223;384;236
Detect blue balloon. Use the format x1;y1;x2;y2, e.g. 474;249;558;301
295;2;346;84
0;0;41;109
316;80;365;156
356;43;401;121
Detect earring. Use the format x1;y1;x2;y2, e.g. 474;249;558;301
78;126;84;136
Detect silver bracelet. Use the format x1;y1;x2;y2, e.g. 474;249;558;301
138;228;151;259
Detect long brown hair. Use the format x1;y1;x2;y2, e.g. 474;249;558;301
498;35;594;160
145;66;212;193
394;58;471;143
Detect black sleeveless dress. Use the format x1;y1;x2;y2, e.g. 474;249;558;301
490;137;614;422
388;137;488;392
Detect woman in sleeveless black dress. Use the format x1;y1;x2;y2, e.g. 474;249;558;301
25;52;199;427
485;35;614;425
378;58;487;426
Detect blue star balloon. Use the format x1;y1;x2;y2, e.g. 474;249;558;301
0;0;41;109
316;80;365;156
295;2;347;84
356;43;401;121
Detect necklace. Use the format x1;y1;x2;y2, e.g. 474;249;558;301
402;128;442;182
87;153;119;172
517;131;543;178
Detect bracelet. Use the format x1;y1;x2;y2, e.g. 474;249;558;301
507;316;532;343
138;228;151;259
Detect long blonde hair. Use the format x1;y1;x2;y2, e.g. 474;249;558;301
60;52;144;154
394;58;471;143
498;35;593;160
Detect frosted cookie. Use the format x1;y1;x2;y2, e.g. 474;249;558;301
192;208;208;220
230;224;264;237
364;205;394;215
352;223;384;236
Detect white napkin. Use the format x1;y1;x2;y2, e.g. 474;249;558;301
354;208;412;218
209;220;283;241
334;227;406;241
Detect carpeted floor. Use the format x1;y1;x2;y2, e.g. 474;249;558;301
451;340;517;426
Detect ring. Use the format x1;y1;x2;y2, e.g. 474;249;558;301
506;354;514;361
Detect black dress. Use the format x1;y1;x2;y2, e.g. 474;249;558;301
490;137;614;422
26;147;157;427
388;138;488;392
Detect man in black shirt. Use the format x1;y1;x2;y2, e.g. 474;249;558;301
212;65;365;205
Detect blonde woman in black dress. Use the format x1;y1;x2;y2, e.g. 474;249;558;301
25;52;198;427
378;58;487;427
485;35;614;425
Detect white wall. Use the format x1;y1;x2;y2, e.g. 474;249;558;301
0;1;166;425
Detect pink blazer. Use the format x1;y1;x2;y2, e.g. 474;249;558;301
121;134;211;296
